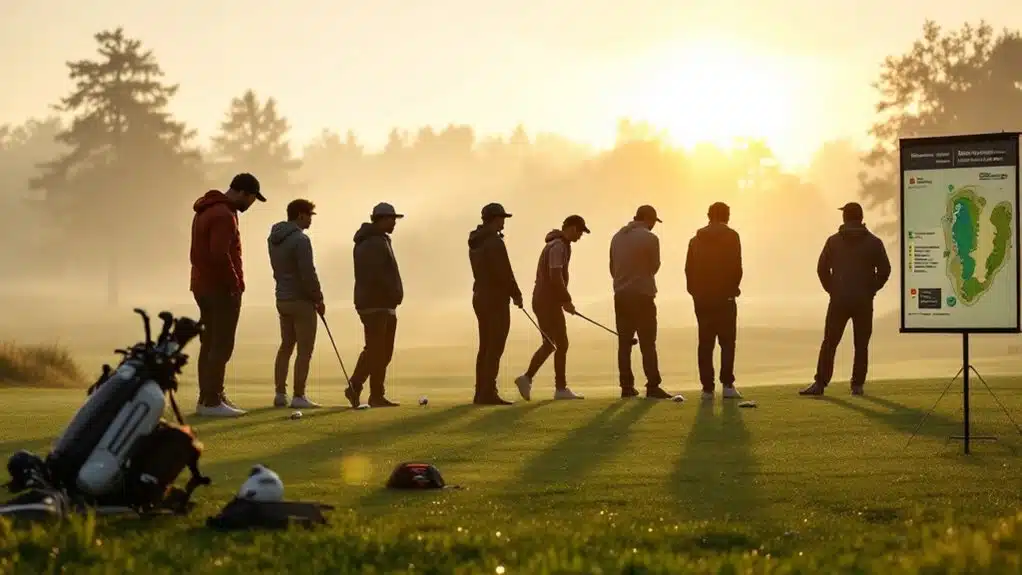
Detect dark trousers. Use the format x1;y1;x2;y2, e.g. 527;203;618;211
194;292;242;406
814;298;874;387
694;298;738;391
350;311;398;398
525;298;569;388
614;292;662;389
473;295;511;398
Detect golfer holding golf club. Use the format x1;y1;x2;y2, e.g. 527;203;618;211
345;202;404;408
514;215;589;401
267;199;324;410
609;205;679;400
468;202;523;405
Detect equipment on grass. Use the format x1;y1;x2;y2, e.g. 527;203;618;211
238;464;284;502
386;462;451;489
207;465;334;531
419;396;429;406
671;395;686;403
739;401;757;408
2;308;211;521
572;311;638;345
290;411;303;420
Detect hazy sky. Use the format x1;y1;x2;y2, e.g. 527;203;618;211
3;1;1021;167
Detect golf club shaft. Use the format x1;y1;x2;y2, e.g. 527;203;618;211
318;313;353;389
572;311;620;337
520;308;558;350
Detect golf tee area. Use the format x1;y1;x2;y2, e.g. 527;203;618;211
0;378;1019;574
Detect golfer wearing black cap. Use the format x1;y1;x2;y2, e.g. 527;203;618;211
514;215;590;401
685;202;744;401
801;201;890;396
468;203;523;405
347;202;405;408
610;205;678;400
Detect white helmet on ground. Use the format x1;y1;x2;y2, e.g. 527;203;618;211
238;464;284;502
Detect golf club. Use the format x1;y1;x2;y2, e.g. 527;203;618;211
572;311;638;345
318;312;370;410
520;307;557;350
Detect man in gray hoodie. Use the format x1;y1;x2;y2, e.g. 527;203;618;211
267;199;324;410
610;205;677;400
347;202;405;408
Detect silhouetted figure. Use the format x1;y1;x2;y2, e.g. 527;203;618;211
514;215;589;401
347;203;405;408
801;202;891;397
190;173;265;417
268;199;324;410
685;202;744;400
468;203;524;405
610;205;678;400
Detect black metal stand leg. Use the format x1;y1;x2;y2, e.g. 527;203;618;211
906;365;962;448
968;366;1022;437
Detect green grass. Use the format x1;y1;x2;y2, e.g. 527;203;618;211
1;378;1021;573
0;341;83;387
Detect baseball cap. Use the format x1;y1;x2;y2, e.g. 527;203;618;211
563;214;590;234
481;203;513;220
635;205;663;223
230;173;265;202
371;202;405;219
839;202;864;220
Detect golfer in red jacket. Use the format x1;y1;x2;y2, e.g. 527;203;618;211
189;173;265;416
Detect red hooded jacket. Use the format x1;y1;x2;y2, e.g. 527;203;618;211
190;190;244;296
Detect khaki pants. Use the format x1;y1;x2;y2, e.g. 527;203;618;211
274;300;318;396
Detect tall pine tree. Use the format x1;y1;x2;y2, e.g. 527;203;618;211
31;28;205;305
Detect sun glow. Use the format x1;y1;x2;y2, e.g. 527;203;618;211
616;38;807;164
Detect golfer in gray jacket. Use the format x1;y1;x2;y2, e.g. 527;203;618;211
609;205;678;400
268;199;325;409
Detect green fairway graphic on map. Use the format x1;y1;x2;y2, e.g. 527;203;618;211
941;184;1013;305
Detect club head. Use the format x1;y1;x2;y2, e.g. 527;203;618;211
739;400;758;408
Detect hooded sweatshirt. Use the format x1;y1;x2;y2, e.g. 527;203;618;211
533;229;572;305
609;221;661;297
685;222;743;302
267;220;324;303
468;225;523;304
352;222;404;312
817;222;891;303
190;190;244;296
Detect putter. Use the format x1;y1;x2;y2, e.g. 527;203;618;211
572;311;638;345
318;313;370;410
520;308;557;350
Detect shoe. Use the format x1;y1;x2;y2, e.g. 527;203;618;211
799;383;825;396
701;390;715;401
368;396;400;408
344;387;360;408
291;396;321;409
554;387;584;400
514;375;533;401
274;393;288;407
195;402;246;417
722;386;742;399
474;394;513;406
220;394;241;410
645;386;674;400
851;385;864;396
621;387;639;398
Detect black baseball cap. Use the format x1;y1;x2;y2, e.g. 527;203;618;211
230;173;265;202
563;214;590;233
839;202;864;220
481;202;513;220
635;205;663;223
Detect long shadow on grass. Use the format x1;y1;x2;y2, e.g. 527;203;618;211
669;400;764;525
822;395;969;441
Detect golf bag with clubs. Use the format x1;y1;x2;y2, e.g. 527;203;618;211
2;308;212;521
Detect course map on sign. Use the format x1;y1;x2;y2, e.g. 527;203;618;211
901;134;1019;331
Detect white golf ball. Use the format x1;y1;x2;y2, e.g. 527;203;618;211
290;410;303;419
419;396;429;406
671;395;685;403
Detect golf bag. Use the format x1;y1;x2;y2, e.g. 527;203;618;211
3;308;212;518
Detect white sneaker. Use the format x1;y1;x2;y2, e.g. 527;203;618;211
701;391;715;401
290;396;321;409
722;386;743;399
274;393;288;407
195;402;246;417
554;388;584;400
515;375;533;401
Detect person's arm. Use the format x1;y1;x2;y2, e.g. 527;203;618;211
296;235;324;304
547;241;572;304
649;233;661;275
817;239;832;293
874;238;892;293
495;237;523;304
684;238;696;296
733;233;743;296
207;209;242;295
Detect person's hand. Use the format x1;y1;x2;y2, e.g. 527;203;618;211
315;301;326;316
562;301;576;315
512;295;524;309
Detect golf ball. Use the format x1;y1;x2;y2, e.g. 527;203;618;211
671;395;685;403
419;396;429;406
290;410;303;419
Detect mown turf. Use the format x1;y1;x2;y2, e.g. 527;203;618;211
1;378;1021;574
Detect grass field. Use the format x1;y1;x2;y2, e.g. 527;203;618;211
1;377;1021;574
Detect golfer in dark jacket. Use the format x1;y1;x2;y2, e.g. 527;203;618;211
347;202;405;408
610;205;677;400
268;199;324;410
801;202;891;396
189;172;265;417
468;203;524;405
685;202;744;400
514;215;589;401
